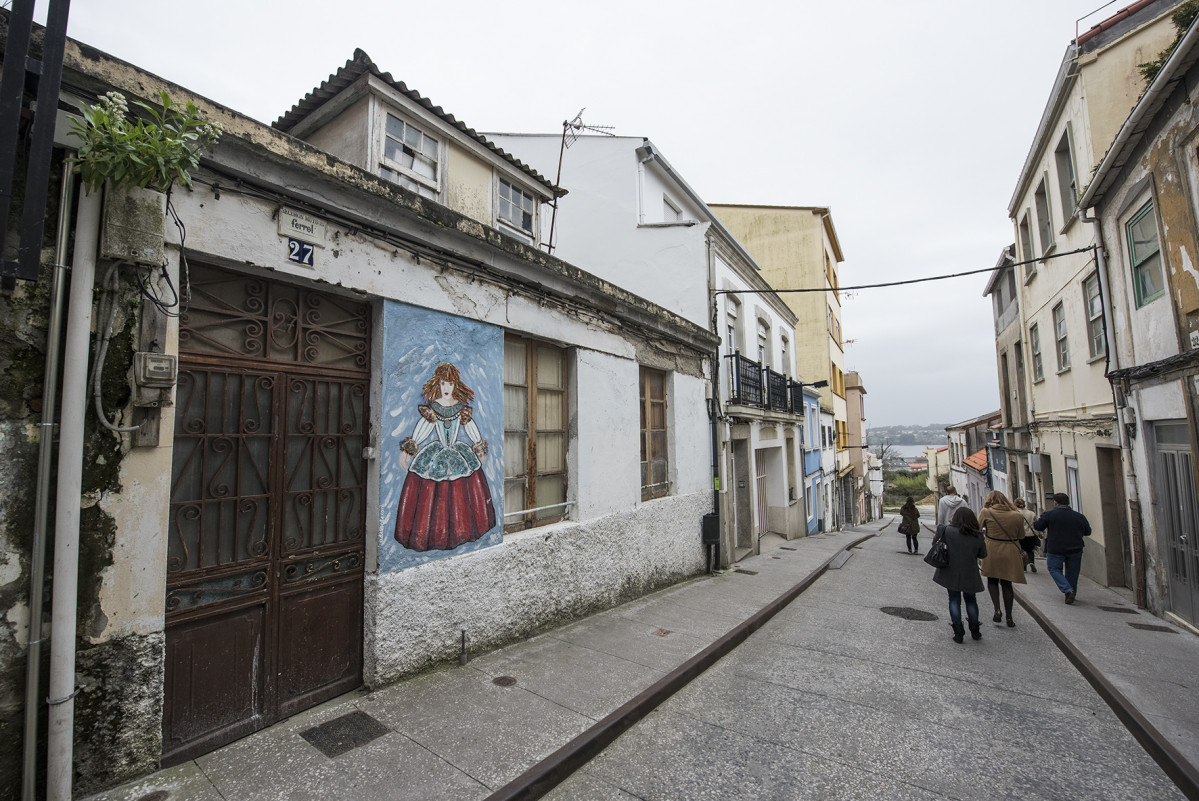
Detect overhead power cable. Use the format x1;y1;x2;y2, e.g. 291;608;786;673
714;245;1098;296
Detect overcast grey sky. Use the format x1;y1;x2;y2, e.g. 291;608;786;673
56;1;1131;427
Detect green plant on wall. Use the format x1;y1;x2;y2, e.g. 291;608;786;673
68;90;223;193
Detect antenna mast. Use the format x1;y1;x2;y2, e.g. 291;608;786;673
547;109;614;254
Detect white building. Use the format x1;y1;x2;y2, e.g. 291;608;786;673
1004;0;1183;589
490;134;811;562
0;44;718;795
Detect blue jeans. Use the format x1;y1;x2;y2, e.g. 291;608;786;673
947;590;979;627
1046;551;1083;595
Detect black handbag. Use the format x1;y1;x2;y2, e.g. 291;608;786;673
898;521;911;535
923;532;950;569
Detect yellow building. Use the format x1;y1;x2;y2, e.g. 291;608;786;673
710;205;852;526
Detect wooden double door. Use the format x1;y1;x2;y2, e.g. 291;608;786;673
163;265;371;764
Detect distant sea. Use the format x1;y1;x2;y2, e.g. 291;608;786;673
889;444;941;458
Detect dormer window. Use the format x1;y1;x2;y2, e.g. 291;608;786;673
381;113;440;198
498;179;536;242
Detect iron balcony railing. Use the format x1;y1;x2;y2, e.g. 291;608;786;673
725;351;812;419
765;368;789;411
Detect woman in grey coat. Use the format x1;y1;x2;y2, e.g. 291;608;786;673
931;506;988;643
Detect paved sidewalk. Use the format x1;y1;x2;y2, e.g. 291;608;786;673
81;518;1199;801
1015;558;1199;794
83;528;863;801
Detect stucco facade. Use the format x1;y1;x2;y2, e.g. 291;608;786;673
489;134;812;562
1079;6;1199;627
1004;0;1183;590
0;38;719;798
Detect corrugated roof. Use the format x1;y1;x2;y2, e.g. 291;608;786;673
273;49;555;195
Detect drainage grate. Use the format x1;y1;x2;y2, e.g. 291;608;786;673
1098;605;1139;614
780;546;796;551
771;556;781;560
734;569;759;575
493;675;518;686
1128;622;1176;633
880;606;938;622
300;711;390;759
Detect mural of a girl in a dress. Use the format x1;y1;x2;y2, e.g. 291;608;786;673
393;362;497;551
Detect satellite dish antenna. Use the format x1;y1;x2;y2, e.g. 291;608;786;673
547;109;615;253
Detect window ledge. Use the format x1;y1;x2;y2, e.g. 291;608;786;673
638;221;698;228
1023;268;1038;286
1033;376;1045;385
1059;210;1080;236
1087;352;1106;365
1055;365;1072;376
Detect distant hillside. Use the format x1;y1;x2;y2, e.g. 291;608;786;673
867;424;947;448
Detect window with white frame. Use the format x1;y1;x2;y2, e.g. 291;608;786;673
380;113;440;198
780;335;789;377
757;318;770;366
663;195;682;222
725;296;741;354
498;179;536;242
1054;127;1077;223
1019;212;1035;279
640;367;670;500
1052;302;1070;372
1084;273;1104;359
1034;175;1054;253
1030;323;1044;382
1127;201;1165;307
1066;457;1081;508
504;336;568;531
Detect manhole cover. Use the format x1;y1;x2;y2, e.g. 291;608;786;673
493;675;518;686
734;569;758;575
300;711;389;759
1128;622;1176;633
880;606;938;621
1098;605;1138;614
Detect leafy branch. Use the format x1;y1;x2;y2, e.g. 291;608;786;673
68;90;223;193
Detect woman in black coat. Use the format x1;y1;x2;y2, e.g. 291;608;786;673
931;506;988;643
900;496;921;554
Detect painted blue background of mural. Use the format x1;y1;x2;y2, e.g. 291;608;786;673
378;300;503;572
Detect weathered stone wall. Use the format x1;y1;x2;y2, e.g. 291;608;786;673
367;490;709;683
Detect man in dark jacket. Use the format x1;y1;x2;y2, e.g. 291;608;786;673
1033;493;1091;604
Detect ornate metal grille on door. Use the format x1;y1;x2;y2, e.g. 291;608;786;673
164;264;371;764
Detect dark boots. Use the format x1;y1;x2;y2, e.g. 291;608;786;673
969;621;982;640
951;623;965;644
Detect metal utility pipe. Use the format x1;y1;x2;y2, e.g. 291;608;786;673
1082;210;1146;607
46;187;102;801
22;162;74;801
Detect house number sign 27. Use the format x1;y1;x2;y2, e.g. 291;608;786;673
277;207;327;269
288;238;315;266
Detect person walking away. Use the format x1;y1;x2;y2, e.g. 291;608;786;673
1034;493;1092;604
931;506;988;643
1015;497;1039;573
937;486;966;527
978;490;1027;627
900;496;921;554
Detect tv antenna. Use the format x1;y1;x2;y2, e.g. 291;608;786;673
547;109;615;253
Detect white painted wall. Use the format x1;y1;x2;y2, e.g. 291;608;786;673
488;135;712;329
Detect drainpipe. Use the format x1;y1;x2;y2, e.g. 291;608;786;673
22;163;74;801
1083;209;1146;607
706;236;722;570
46;186;102;801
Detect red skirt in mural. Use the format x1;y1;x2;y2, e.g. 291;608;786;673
394;470;497;551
